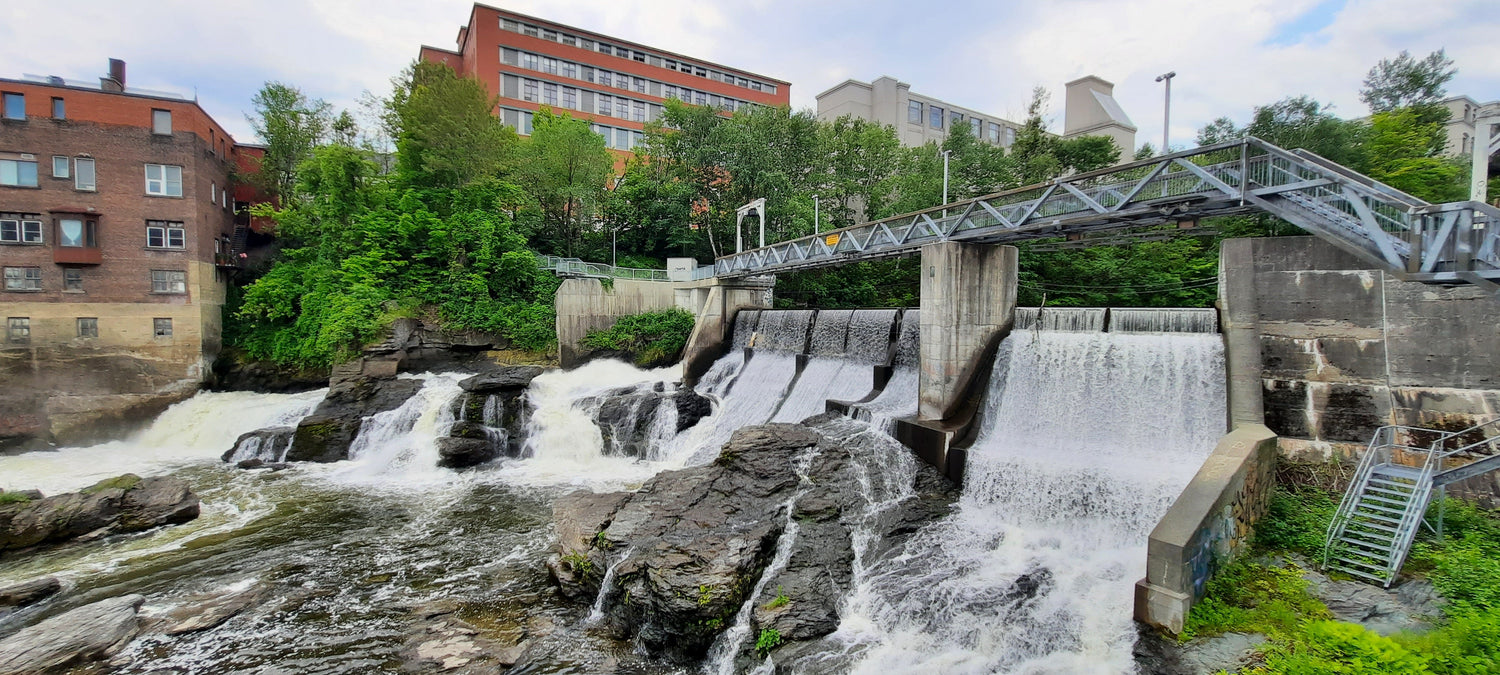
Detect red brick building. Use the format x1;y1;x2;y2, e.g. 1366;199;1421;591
420;3;790;160
0;59;261;445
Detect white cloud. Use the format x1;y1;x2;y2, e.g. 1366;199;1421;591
2;0;1494;149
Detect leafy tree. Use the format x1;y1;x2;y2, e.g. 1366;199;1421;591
1360;49;1456;113
387;61;519;188
1196;117;1241;146
519;108;614;256
246;82;332;202
816;115;901;228
1244;96;1367;166
1363;107;1465;202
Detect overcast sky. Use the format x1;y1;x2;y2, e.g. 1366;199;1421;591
4;0;1496;151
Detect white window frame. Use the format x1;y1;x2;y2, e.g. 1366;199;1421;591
144;164;183;197
52;156;69;178
63;268;83;292
6;317;29;344
74;158;95;191
0;159;39;187
0;219;42;244
146;221;186;249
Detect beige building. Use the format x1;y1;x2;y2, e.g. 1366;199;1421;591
1440;95;1499;158
814;74;1136;156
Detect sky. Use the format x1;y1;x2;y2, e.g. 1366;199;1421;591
3;0;1497;150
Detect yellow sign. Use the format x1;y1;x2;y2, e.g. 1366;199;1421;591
824;233;841;247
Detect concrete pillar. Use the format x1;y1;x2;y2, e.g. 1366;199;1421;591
918;242;1017;420
1218;239;1264;429
679;277;775;384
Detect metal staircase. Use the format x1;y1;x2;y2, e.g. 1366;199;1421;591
711;137;1500;293
1324;418;1500;586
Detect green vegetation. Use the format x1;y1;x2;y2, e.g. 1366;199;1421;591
764;586;790;610
698;584;715;606
560;551;596;582
82;474;142;494
1183;485;1500;674
580;308;695;366
0;492;33;505
755;627;783;656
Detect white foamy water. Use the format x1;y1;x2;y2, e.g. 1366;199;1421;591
831;329;1225;674
328;373;468;486
0;388;324;495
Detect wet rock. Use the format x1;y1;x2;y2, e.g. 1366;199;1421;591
0;594;145;674
400;607;519;673
221;426;296;464
587;385;715;458
547;491;632;600
233;459;290;471
1174;632;1268;674
436;437;498;469
286;377;424;463
0;577;60;610
458;367;547;394
162;582;270;635
1301;567;1442;635
0;475;199;555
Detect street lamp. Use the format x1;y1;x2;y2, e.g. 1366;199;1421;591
940;149;952;217
813;194;820;234
1155;71;1176;153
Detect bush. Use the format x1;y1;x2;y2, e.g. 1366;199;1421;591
0;492;32;505
581;308;695;366
1251;620;1429;675
1182;559;1330;641
1255;487;1339;558
755;627;782;656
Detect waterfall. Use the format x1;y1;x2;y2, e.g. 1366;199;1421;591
832;328;1225;674
732;309;762;349
1108;307;1219;334
1013;306;1107;332
851;310;920;432
769;309;896;424
752;310;814;352
0;388;324;495
844;309;900;364
334;374;467;483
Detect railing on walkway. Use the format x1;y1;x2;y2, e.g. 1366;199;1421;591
709;138;1500;292
537;255;671;282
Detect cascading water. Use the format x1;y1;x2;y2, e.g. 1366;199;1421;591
332;373;468;484
1014;306;1108;332
851;309;920;431
1108;307;1219;334
829;327;1225;674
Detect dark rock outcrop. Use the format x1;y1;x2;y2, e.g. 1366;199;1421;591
286;376;423;463
585;383;714;459
547;419;958;664
0;594;145;674
458;367;547;394
210;353;329;393
221;426;296;464
0;577;61;612
0;475;200;556
436;430;497;470
445;366;548;460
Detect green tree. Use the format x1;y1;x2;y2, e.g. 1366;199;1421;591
519;107;614;256
1243;96;1367;166
246;82;333;202
816;115;901;228
1363;107;1465;202
1360;49;1456;113
387;61;519;188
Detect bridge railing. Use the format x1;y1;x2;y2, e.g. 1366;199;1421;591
709;137;1499;290
538;255;671;282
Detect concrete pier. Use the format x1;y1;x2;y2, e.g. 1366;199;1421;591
678;276;775;384
917;242;1017;420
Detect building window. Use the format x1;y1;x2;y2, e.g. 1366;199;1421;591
75;158;95;191
738;77;749;87
561;87;577;110
561;61;576;80
616;128;631;150
2;93;23;120
633;77;646;93
616;98;629;119
0;219;42;244
57;218;95;248
522;24;538;37
153;318;173;338
223;189;228;209
144;164;183;197
930;106;944;129
971;118;982;136
150;270;187;294
597;42;611;54
53;156;69;178
950;111;964;128
4;267;42;291
152;109;172;135
6;318;29;344
694;91;707;106
615;46;630;58
542;29;556;41
1005;127;1016;146
598;70;612;88
77;317;97;338
520;111;533;135
522;52;539;70
908;100;923;124
542;57;557;74
523;80;538;102
146;221;186;249
988;122;1001;144
51;97;65;119
542;82;558;106
210;182;216;203
597;94;612;116
0;159;39;187
64;268;83;292
561;34;576;47
633;101;646;122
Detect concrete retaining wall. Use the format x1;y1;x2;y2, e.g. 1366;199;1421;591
554;278;681;367
1135;424;1279;634
1219;236;1500;502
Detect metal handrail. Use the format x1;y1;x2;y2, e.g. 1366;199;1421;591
1432;417;1500;460
537;255;673;282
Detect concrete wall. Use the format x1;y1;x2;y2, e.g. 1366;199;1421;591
554;278;681;367
1221;237;1500;456
1135;424;1279;634
678;277;775;384
918;242;1017;420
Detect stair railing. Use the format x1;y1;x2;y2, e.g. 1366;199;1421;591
1321;425;1444;570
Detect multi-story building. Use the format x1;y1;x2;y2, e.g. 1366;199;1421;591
816;75;1137;157
0;59;256;446
419;3;790;159
1439;95;1499;158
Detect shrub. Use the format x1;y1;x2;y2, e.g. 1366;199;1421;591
755;627;783;656
581;308;695;366
1254;487;1339;558
1251;620;1429;675
1181;559;1330;641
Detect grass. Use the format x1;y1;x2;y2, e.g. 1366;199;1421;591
0;492;33;505
1182;485;1500;674
764;586;790;610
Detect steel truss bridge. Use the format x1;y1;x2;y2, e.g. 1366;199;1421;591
711;137;1500;292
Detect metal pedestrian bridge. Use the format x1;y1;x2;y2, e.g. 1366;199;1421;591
712;137;1500;292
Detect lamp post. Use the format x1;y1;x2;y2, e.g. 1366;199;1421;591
1155;71;1176;153
813;194;820;234
941;149;952;217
